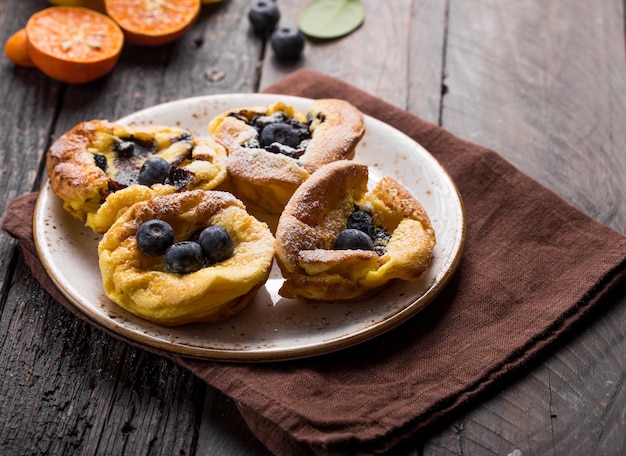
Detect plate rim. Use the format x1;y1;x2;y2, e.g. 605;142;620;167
34;93;466;362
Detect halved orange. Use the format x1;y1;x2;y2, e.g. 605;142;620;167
26;7;124;84
104;0;201;46
4;29;36;68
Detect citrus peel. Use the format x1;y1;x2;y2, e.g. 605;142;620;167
104;0;201;46
25;6;124;84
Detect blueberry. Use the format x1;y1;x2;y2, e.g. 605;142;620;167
259;122;301;148
136;219;175;256
248;0;280;36
347;210;375;238
334;229;374;251
198;226;235;264
164;241;205;274
138;157;170;186
270;27;305;60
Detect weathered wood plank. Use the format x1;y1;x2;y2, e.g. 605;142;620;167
0;2;265;455
0;259;204;455
258;1;418;110
424;0;626;454
442;0;626;231
196;390;273;455
0;0;62;292
426;296;626;455
407;0;449;124
1;0;625;454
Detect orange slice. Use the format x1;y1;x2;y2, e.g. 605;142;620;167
4;29;36;67
104;0;201;46
26;7;124;84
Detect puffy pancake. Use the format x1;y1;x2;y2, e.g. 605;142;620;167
46;120;227;232
98;189;275;326
208;99;365;214
275;160;436;301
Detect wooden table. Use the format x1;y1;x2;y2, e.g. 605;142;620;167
2;0;625;454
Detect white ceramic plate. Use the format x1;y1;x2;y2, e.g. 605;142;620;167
34;94;465;362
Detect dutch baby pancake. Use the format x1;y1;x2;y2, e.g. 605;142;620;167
98;189;275;326
208;99;365;214
46;120;227;232
275;160;436;301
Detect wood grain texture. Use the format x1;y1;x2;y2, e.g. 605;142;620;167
0;0;61;293
258;1;415;110
407;0;449;124
442;0;626;232
1;0;625;455
425;295;626;455
424;0;626;454
0;2;265;455
0;261;205;455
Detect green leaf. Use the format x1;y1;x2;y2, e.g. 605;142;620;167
298;0;365;40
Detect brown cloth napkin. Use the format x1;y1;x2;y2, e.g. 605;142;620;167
4;70;626;456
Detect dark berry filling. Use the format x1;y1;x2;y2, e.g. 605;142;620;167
114;170;140;187
94;132;195;191
347;210;374;238
114;136;156;160
371;226;392;256
165;166;194;190
94;153;107;172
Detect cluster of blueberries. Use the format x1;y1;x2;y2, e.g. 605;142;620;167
335;209;391;255
136;220;235;274
248;0;305;60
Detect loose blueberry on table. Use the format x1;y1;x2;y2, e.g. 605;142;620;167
270;27;305;60
248;0;280;36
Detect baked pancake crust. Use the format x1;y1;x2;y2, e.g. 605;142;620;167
208;99;365;214
98;189;275;326
46;119;227;232
275;160;436;301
